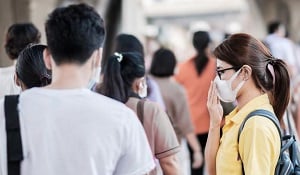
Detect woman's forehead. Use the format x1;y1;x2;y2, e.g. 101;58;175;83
216;59;231;68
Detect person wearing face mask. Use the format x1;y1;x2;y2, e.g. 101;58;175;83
97;52;181;175
205;33;290;175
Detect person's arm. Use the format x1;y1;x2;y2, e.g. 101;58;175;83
205;82;223;175
159;154;181;175
150;102;181;175
185;132;203;168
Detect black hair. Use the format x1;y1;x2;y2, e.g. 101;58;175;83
268;21;281;34
150;48;177;77
5;23;40;60
16;44;51;89
192;31;210;75
45;3;105;65
114;34;144;57
98;52;145;103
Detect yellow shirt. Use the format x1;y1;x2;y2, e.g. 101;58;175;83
216;94;280;175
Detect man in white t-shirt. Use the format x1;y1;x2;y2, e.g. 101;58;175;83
0;3;154;175
264;21;299;77
0;23;41;98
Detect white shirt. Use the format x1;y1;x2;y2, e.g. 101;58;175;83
0;66;21;99
0;88;155;175
264;34;297;66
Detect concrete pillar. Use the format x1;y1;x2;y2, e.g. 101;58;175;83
30;0;56;45
121;0;146;41
285;0;300;42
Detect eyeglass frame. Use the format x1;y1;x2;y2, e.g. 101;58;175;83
216;66;241;79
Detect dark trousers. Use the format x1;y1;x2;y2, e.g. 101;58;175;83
188;133;208;175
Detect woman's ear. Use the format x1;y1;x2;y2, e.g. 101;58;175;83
43;48;52;70
241;65;252;81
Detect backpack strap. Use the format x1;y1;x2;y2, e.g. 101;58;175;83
4;95;23;175
237;109;282;174
137;100;145;124
238;109;282;143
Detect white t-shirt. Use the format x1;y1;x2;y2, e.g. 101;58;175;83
0;66;21;99
0;88;155;175
264;34;297;66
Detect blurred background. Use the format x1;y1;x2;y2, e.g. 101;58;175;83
0;0;300;67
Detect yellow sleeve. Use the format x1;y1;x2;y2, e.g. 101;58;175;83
239;117;280;175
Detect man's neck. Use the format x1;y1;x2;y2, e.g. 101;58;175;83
46;63;92;89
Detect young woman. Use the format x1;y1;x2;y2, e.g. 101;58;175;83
174;31;216;175
205;33;290;175
15;44;51;90
150;48;203;174
98;52;181;175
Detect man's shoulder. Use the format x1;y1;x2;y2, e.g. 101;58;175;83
0;66;15;74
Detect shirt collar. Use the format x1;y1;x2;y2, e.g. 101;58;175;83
225;94;272;124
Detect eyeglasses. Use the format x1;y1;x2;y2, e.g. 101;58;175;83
216;67;239;79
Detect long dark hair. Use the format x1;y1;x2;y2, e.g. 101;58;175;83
193;31;210;75
16;44;51;88
214;33;290;121
98;52;145;103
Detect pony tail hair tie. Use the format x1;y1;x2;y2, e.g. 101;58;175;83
267;61;276;86
114;52;123;62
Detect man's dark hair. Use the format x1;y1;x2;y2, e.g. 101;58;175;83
268;21;281;34
5;23;40;60
114;34;144;57
45;3;105;65
150;48;177;77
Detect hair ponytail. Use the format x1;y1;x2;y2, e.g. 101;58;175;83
269;59;290;121
99;54;127;103
98;52;145;103
192;31;210;75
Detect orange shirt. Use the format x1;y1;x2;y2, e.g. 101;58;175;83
174;57;216;134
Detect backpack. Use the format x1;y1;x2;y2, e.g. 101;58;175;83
238;109;300;175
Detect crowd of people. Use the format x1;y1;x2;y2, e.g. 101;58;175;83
0;3;298;175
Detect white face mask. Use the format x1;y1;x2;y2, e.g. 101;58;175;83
214;69;245;102
87;66;101;90
138;80;148;98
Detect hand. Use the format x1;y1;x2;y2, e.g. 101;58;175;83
192;151;203;169
207;81;223;128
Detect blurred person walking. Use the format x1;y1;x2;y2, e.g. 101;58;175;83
113;34;166;109
174;31;216;175
264;21;299;77
0;23;40;98
205;33;290;175
0;4;155;175
98;52;181;175
150;48;203;175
